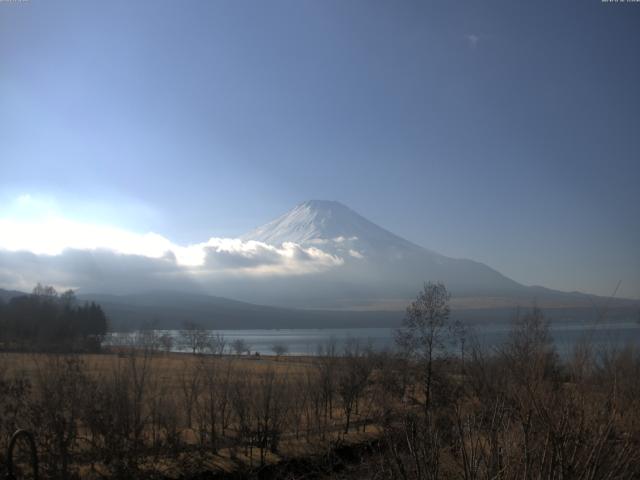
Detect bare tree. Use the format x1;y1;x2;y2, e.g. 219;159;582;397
338;339;373;434
31;355;88;479
179;360;202;430
158;333;174;354
253;368;290;464
232;338;250;356
303;368;325;441
395;281;457;414
206;332;227;356
230;371;255;460
180;321;210;355
271;343;288;359
316;341;338;434
135;322;162;352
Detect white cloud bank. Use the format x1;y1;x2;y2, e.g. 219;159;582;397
0;215;344;292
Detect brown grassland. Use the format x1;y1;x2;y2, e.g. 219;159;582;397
0;346;388;479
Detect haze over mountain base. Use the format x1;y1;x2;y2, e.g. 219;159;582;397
0;200;637;323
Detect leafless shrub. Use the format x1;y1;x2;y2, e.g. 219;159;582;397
30;355;88;479
338;339;373;434
80;349;157;477
178;359;202;431
252;368;290;464
0;359;31;478
193;356;234;453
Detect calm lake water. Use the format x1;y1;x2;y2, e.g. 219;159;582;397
110;321;640;357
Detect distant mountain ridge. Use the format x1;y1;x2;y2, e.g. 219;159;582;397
2;287;636;331
240;200;636;309
0;288;23;303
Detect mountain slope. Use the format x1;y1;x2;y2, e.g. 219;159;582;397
0;287;400;329
242;200;523;304
240;200;637;310
78;290;401;330
0;288;24;303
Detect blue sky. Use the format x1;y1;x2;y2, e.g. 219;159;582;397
1;0;639;299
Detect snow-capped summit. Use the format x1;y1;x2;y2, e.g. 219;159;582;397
243;200;419;253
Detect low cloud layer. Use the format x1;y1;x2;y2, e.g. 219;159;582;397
0;217;344;293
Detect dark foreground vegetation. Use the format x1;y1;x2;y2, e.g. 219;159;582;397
0;283;639;479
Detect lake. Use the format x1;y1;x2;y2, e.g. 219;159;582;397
109;320;640;357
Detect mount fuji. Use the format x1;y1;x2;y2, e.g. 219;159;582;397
239;200;593;310
242;200;518;290
241;200;527;308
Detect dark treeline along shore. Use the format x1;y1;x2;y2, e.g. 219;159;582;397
0;282;639;479
0;284;108;352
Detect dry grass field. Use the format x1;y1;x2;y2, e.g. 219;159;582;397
1;350;315;385
2;306;640;479
0;348;388;479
